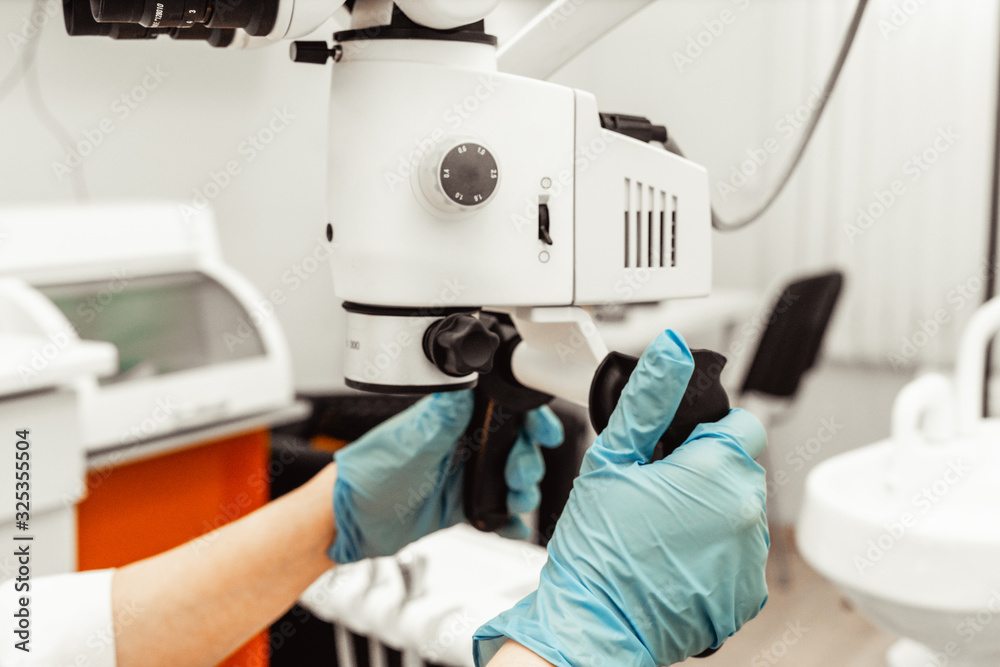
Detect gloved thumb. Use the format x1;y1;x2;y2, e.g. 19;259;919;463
412;391;475;449
588;330;694;468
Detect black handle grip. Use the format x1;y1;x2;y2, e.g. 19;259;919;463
460;313;552;533
461;391;525;532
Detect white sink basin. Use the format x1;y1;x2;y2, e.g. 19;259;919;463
798;298;1000;667
799;437;1000;665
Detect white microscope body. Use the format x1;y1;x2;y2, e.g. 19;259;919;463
67;0;712;401
325;0;712;397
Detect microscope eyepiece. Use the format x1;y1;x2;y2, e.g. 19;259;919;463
89;0;147;24
65;0;277;40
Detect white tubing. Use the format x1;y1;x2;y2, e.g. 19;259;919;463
886;372;953;491
891;373;953;444
954;296;1000;435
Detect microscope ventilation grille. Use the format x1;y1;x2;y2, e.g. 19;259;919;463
624;178;676;270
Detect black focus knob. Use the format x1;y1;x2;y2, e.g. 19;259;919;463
423;314;501;378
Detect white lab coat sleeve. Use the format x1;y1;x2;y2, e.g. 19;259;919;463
0;569;117;667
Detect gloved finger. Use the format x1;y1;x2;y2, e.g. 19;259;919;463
507;486;541;515
681;408;767;460
590;330;694;467
505;433;545;493
522;406;564;448
339;391;474;472
495;514;531;540
407;390;475;454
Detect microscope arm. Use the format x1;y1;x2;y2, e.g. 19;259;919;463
498;0;658;79
504;307;609;407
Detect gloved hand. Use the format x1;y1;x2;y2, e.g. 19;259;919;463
473;331;769;667
330;391;564;564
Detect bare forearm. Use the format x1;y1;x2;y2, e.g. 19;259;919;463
489;640;557;667
112;463;339;667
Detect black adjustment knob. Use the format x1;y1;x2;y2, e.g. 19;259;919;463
590;349;730;459
290;41;338;64
439;143;499;206
423;314;501;378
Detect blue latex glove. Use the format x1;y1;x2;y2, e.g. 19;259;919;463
473;330;769;667
330;391;564;564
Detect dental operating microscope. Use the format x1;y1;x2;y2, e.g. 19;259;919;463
63;0;731;536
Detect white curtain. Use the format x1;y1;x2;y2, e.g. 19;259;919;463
553;0;999;369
